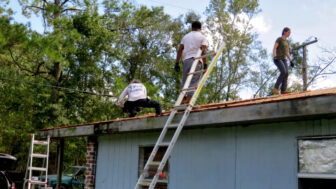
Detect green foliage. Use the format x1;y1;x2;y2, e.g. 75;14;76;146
0;0;184;172
104;2;185;105
0;0;296;173
184;11;201;25
248;41;276;97
199;0;265;103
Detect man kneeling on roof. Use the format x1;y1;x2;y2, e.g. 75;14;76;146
118;80;162;117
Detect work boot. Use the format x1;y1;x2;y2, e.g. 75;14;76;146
281;90;290;94
273;88;279;95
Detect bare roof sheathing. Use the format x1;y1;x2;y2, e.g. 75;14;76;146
40;88;336;138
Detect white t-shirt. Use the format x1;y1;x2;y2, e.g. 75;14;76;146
181;31;208;60
118;83;147;104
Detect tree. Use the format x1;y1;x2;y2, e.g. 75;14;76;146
199;0;264;103
287;39;333;92
18;0;84;27
103;1;186;108
248;41;276;98
291;41;336;90
0;0;189;170
307;47;336;88
0;1;121;170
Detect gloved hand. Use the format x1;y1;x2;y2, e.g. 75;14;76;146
175;63;180;72
117;101;124;108
204;64;208;70
290;61;294;68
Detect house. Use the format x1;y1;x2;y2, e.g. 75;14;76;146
40;88;336;189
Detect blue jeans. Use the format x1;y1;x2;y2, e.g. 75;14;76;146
274;59;288;91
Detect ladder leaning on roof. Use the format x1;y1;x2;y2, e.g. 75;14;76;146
135;43;226;189
23;133;51;189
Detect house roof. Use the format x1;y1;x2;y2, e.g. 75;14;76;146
40;88;336;138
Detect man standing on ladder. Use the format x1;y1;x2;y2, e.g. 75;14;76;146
175;21;208;104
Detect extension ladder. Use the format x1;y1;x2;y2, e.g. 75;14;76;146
135;43;226;189
24;134;51;189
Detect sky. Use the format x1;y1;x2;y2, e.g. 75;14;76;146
134;0;336;61
135;0;336;90
5;0;336;97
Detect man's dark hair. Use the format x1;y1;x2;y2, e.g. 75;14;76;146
282;27;290;35
131;79;140;84
192;21;202;30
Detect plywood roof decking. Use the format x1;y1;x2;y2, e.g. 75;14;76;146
42;88;336;131
192;88;336;111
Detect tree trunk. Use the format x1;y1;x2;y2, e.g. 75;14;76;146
53;62;62;82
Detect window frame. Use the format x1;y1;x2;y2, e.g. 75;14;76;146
138;145;169;189
297;135;336;180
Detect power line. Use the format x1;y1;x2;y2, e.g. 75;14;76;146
0;76;114;97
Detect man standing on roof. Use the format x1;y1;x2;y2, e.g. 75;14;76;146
118;80;162;117
175;21;208;103
273;27;294;95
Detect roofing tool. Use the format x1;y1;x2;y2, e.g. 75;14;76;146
135;43;226;189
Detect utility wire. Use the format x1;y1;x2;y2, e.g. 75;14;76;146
0;76;114;97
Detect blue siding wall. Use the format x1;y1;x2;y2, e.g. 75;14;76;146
95;118;336;189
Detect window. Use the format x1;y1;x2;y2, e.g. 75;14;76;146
138;146;168;189
298;137;336;189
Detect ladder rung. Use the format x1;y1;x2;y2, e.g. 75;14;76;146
149;161;161;166
174;104;187;110
139;181;151;186
29;167;47;171
167;123;179;128
158;142;170;147
182;87;197;92
29;180;47;185
32;153;48;158
188;70;204;75
33;140;48;145
143;179;168;184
